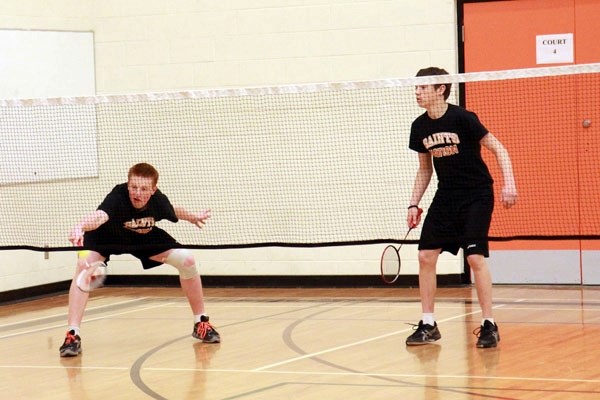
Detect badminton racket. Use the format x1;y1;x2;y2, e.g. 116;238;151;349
380;207;423;284
76;260;108;293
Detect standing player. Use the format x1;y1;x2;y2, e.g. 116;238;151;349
405;67;517;348
59;163;220;357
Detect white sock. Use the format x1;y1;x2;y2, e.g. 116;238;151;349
422;313;435;326
482;318;495;326
194;314;207;323
69;326;81;336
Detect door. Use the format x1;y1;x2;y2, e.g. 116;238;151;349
461;0;600;283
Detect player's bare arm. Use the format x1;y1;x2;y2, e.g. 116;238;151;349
68;210;110;246
407;153;433;228
174;207;212;228
480;133;517;208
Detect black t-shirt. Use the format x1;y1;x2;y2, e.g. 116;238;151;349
409;104;493;190
96;183;178;238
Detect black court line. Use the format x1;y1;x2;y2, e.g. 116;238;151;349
0;297;155;335
129;301;331;399
213;297;600;400
277;300;516;400
6;292;597;398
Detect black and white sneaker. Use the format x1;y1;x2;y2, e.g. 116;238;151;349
406;321;441;346
474;320;500;348
59;330;82;357
192;315;221;343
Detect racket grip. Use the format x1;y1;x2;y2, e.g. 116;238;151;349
409;207;423;229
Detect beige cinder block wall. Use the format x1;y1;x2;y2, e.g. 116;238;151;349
0;0;459;291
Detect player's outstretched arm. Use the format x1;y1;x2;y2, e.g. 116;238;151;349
174;207;212;229
69;210;109;246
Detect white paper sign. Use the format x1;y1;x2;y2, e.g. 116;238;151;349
536;33;574;64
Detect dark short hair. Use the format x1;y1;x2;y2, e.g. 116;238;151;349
128;163;159;185
416;67;451;100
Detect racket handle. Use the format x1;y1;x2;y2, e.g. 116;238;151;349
409;207;424;228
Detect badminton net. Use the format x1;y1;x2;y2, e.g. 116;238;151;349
1;62;599;250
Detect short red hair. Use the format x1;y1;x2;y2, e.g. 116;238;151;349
128;163;159;186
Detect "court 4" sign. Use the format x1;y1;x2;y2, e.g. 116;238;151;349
536;33;574;65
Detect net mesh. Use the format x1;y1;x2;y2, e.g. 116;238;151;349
1;63;599;250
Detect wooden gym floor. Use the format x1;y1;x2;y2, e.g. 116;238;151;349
1;285;600;399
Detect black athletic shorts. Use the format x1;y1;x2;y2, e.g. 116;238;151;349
419;187;494;257
83;226;180;269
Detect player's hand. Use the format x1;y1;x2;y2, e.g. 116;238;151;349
69;225;85;246
501;186;517;209
407;207;423;229
192;209;211;229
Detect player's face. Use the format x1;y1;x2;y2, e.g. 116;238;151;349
415;84;442;109
127;175;157;209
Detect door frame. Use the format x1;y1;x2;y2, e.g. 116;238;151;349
455;0;600;284
455;0;510;283
456;1;511;99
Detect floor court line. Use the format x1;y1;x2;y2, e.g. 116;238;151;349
3;363;597;386
141;367;600;385
4;288;598;399
0;365;129;371
0;297;152;329
252;307;502;372
0;301;175;339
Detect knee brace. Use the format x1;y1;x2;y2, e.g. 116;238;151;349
164;249;198;279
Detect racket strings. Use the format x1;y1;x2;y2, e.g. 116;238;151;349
380;210;421;284
381;245;401;284
76;261;107;292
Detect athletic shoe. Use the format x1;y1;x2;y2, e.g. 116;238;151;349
474;320;500;348
59;330;82;357
406;320;441;346
192;315;221;343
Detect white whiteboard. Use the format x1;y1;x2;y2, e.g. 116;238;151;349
0;29;95;99
0;29;98;184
